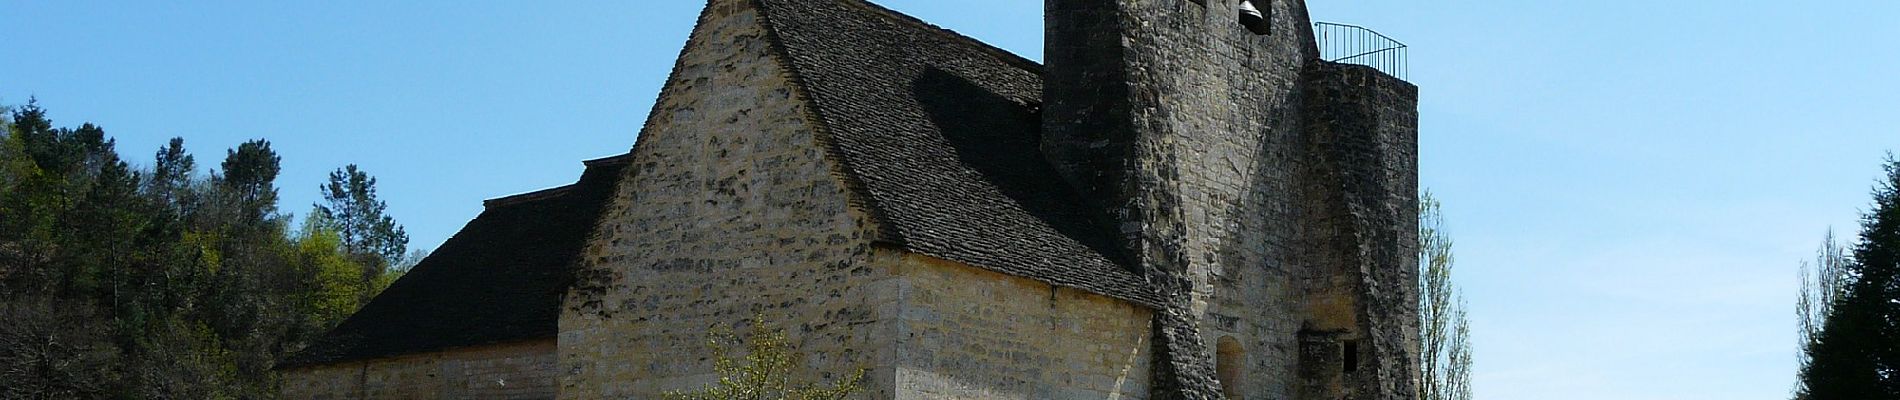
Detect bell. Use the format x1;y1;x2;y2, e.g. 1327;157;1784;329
1238;1;1271;35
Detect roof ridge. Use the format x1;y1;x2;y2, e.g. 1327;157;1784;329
831;0;1044;73
482;153;627;210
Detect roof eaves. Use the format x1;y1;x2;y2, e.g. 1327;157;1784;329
583;152;635;167
483;185;574;209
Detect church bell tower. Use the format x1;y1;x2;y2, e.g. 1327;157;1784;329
1041;0;1421;398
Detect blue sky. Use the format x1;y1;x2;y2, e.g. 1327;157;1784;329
5;1;1897;398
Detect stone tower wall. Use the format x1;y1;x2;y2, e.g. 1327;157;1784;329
1297;62;1419;400
1042;0;1418;399
1044;0;1319;398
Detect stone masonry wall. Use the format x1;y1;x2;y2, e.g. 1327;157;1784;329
280;340;557;400
1044;0;1324;398
1298;62;1419;400
557;0;897;397
891;253;1153;400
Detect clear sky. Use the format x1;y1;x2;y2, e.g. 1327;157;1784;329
5;1;1897;399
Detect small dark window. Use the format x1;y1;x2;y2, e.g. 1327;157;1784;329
1342;340;1360;373
1238;0;1271;35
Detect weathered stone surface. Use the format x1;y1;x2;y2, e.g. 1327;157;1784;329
280;0;1420;399
892;253;1152;399
555;0;894;398
556;1;1172;397
1298;62;1420;400
1042;1;1418;399
1044;1;1317;398
280;340;558;400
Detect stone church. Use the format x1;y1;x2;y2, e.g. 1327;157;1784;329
278;0;1419;398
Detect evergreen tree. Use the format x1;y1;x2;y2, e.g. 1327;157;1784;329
217;139;283;228
1799;155;1900;399
314;164;409;301
1855;156;1900;395
0;101;149;298
147;137;195;214
0;98;408;398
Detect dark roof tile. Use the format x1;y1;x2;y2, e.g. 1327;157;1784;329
282;0;1166;368
753;0;1160;307
278;155;629;368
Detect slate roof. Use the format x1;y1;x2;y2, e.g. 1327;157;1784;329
753;0;1162;307
281;0;1164;368
277;154;630;368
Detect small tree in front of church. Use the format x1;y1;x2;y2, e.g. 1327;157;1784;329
665;315;866;400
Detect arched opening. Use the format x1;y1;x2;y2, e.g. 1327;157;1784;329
1238;0;1271;35
1217;336;1246;398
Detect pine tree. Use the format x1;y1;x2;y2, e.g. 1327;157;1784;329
147;137;196;214
0;101;148;298
314;164;409;301
1799;155;1900;399
217;139;283;228
0;98;415;398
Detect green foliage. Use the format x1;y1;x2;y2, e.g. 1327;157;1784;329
295;219;364;328
0;100;150;299
313;164;410;304
1418;191;1472;400
218;139;281;223
1797;154;1900;399
0;99;416;398
148;137;196;213
664;316;867;400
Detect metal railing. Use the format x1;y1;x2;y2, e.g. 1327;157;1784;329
1314;22;1408;80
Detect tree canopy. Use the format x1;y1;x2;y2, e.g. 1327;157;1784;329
0;99;411;398
1797;155;1900;399
314;164;411;302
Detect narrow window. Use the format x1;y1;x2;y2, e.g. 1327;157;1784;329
1342;339;1360;374
1238;0;1271;35
1217;336;1246;398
